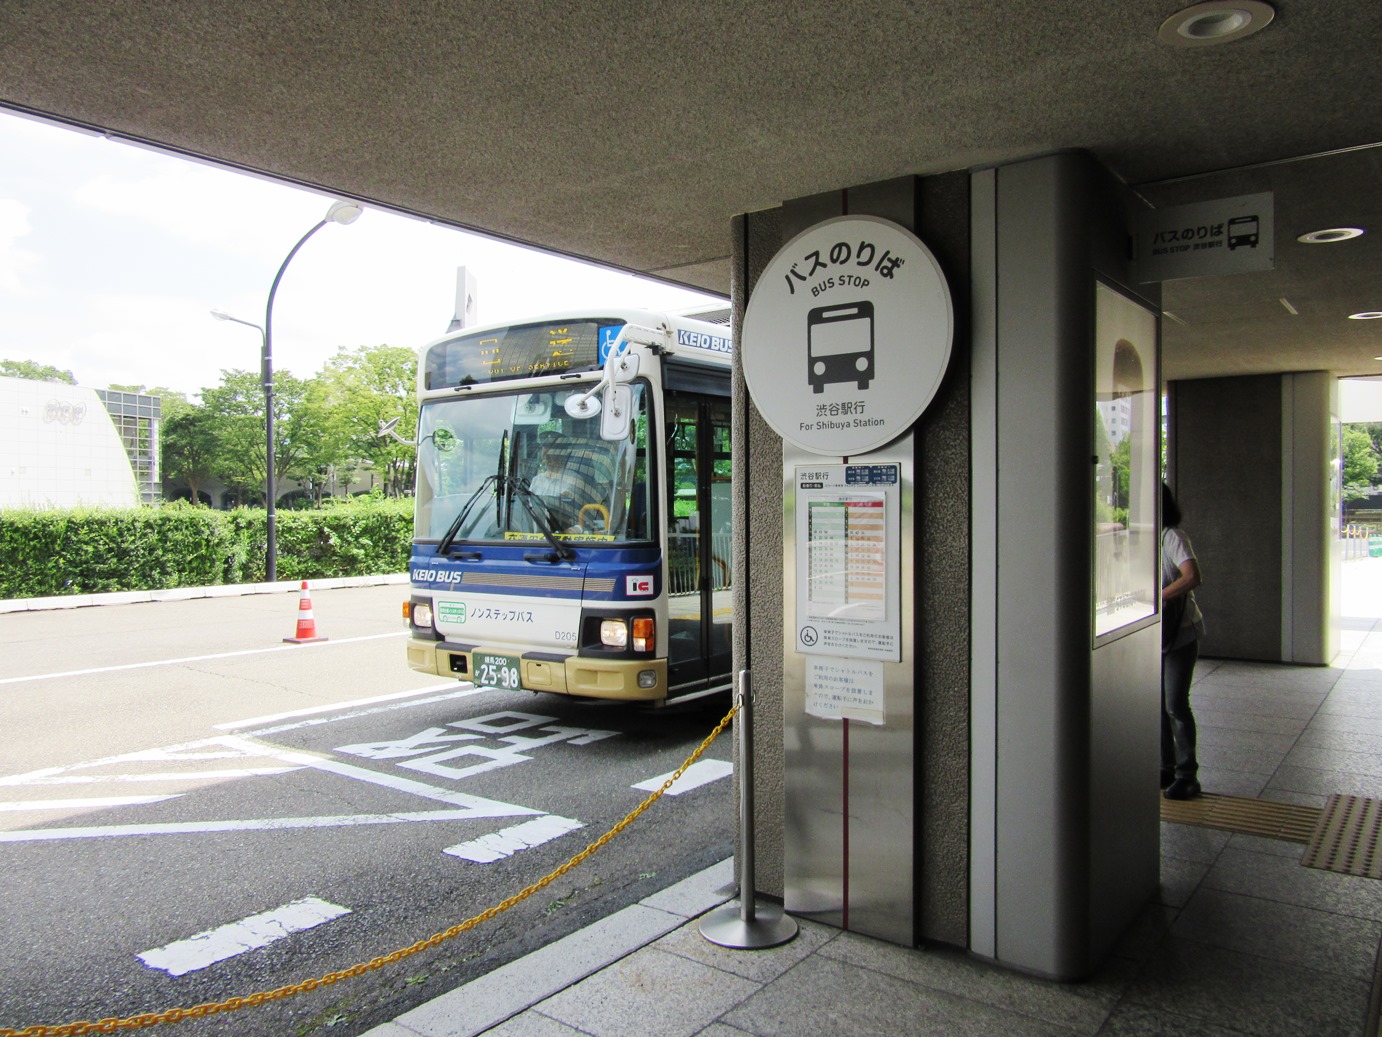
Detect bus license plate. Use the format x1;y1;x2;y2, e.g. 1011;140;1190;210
474;652;521;691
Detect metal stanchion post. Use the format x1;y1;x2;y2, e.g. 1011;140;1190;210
700;670;798;949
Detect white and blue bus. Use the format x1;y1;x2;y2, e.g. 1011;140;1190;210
402;308;734;704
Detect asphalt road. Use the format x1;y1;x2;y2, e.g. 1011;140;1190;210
0;584;735;1036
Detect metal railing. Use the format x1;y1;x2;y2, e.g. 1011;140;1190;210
668;532;733;595
1344;523;1379;561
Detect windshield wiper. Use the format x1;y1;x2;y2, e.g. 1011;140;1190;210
511;478;575;561
436;474;498;556
494;430;509;530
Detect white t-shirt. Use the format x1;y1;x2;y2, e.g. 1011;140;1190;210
529;469;566;499
1161;526;1205;644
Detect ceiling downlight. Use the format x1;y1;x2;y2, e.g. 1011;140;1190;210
1297;227;1365;244
1158;2;1275;47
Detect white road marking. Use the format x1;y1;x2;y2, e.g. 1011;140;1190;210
0;689;563;843
0;808;522;843
0;687;485;789
0;736;541;842
632;759;734;796
215;735;542;814
0;740;300;788
241;687;487;739
443;816;585;863
137;897;351;976
214;682;462;730
0;795;180;811
2;769;298;786
335;714;619;782
0;632;404;687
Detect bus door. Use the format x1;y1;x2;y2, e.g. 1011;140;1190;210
664;391;733;692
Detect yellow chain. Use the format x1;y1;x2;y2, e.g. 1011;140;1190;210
0;703;738;1037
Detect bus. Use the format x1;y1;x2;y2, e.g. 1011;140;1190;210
402;308;734;705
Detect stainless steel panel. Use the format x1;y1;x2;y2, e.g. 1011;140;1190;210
783;435;915;946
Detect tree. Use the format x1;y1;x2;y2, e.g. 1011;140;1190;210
2;358;76;383
161;408;221;505
315;344;418;497
199;369;271;505
1110;436;1132;511
282;375;348;505
200;367;331;506
156;347;417;509
1343;424;1380;502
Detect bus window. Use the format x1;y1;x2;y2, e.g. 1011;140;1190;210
414;384;653;544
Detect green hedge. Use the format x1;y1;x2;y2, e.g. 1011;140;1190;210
0;498;415;599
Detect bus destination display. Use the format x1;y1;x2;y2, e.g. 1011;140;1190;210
425;320;613;388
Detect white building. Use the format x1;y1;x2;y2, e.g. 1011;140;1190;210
0;376;139;509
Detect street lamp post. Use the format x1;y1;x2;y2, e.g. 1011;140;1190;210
208;306;266;506
212;198;362;583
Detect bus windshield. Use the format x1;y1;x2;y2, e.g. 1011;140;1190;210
415;384;652;546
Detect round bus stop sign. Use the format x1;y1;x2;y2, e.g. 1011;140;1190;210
742;215;953;456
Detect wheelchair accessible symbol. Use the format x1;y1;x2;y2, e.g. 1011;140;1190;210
800;626;819;647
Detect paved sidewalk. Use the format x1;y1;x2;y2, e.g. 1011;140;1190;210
0;572;408;614
360;860;738;1037
363;559;1382;1037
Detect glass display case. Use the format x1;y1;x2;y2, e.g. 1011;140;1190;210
1093;281;1160;642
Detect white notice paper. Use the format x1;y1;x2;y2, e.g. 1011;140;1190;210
805;657;886;725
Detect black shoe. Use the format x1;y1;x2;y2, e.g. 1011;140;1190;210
1164;778;1201;801
1160;770;1174;789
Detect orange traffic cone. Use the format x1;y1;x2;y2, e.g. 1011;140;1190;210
283;581;328;644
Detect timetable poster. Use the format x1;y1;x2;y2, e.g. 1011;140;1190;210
793;464;902;661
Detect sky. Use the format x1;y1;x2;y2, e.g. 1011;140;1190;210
0;109;723;399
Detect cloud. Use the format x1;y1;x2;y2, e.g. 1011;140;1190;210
7;112;724;397
68;292;246;394
72;158;332;265
0;197;40;295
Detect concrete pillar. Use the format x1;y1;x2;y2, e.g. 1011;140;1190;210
1168;371;1339;665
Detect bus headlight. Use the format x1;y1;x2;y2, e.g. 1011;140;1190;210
600;619;628;647
587;612;654;654
412;602;434;628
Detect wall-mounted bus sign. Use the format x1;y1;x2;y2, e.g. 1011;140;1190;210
1133;191;1274;283
743;215;953;456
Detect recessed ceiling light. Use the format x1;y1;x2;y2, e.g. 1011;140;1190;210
1298;228;1366;244
1158;1;1275;47
1351;312;1382;321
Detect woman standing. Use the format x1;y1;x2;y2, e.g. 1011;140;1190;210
1162;483;1205;800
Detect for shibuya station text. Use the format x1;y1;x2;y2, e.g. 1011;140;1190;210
802;401;885;434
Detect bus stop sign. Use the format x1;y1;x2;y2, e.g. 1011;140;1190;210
742;215;953;456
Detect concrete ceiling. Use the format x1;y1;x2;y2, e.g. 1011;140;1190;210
2;0;1381;381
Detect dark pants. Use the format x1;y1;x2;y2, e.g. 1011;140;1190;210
1161;639;1200;780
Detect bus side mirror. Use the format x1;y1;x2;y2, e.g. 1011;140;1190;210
567;342;640;435
600;385;633;441
599;348;638;438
